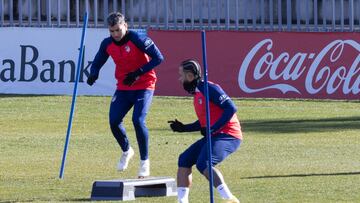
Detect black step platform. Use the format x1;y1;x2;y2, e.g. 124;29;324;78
91;176;177;201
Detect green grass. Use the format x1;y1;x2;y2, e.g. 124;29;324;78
0;95;359;203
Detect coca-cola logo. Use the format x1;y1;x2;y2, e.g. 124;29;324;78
238;39;360;96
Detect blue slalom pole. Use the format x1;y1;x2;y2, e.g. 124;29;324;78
201;30;214;203
59;12;88;179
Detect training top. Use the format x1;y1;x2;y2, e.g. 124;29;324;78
89;30;164;90
192;81;243;139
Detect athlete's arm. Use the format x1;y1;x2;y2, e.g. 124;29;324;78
183;120;201;132
89;38;111;77
207;83;237;133
130;32;164;76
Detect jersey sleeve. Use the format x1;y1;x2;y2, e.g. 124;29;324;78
207;83;237;133
89;38;111;77
129;31;164;75
183;120;201;132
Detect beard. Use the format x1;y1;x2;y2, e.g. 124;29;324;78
183;79;199;94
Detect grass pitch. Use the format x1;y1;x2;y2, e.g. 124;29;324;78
0;95;359;203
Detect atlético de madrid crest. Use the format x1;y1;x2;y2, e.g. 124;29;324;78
125;45;130;52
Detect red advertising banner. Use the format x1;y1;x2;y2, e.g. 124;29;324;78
148;30;359;100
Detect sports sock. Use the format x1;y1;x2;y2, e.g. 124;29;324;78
140;159;149;164
216;183;233;199
177;187;189;203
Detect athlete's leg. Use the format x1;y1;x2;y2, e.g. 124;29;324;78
177;137;206;186
131;89;154;160
177;167;191;203
177;137;206;203
196;134;241;200
109;90;133;151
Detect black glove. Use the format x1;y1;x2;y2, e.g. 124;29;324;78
87;74;98;86
200;127;206;136
168;119;185;132
200;127;213;136
123;72;139;86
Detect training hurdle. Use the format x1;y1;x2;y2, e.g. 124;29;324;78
90;176;177;201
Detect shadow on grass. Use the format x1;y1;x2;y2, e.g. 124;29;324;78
153;116;360;134
60;198;90;202
242;171;360;179
242;116;360;133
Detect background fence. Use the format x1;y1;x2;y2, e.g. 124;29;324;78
1;0;360;31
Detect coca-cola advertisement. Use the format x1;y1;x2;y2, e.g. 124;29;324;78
149;30;359;100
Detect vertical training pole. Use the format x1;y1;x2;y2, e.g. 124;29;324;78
201;30;214;203
59;12;88;179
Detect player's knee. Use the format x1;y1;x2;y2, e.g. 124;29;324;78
178;153;188;168
109;116;122;128
132;116;145;127
109;120;116;127
195;160;207;174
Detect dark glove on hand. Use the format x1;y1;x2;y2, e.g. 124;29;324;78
123;72;139;86
87;74;98;86
200;127;206;136
168;119;185;132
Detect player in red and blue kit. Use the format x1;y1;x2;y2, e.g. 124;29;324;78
168;59;242;203
87;12;164;178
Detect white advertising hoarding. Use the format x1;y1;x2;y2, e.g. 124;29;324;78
0;27;119;96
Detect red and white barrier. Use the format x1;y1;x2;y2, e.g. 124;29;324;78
149;30;360;100
0;28;358;100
